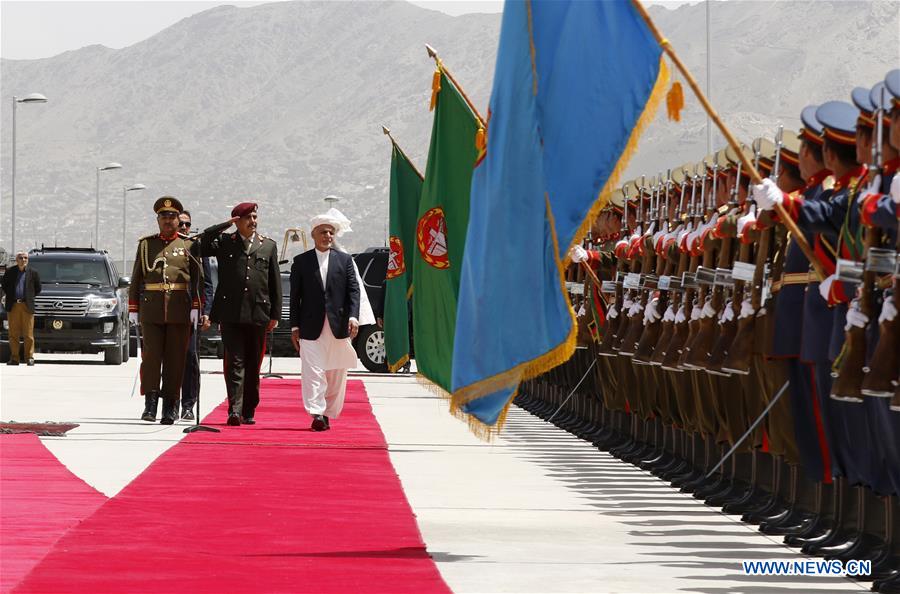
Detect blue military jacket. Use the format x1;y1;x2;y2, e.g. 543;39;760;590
772;171;832;358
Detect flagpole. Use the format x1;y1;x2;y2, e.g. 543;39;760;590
425;44;486;126
381;126;425;181
630;0;824;281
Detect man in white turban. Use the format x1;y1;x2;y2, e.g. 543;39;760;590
289;208;366;430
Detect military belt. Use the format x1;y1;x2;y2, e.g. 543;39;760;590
771;271;818;293
143;282;188;292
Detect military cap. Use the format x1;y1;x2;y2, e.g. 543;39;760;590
799;105;824;146
870;82;892;115
748;138;776;174
154;196;183;215
724;144;752;168
851;87;875;128
816;101;858;146
779;131;802;168
231;201;258;218
607;188;625;212
672;163;693;186
672;163;694;186
885;69;900;107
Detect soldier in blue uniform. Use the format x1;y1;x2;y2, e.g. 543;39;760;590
752;107;837;537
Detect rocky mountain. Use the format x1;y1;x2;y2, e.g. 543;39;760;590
1;0;896;261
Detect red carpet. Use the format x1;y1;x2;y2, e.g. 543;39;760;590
12;380;450;594
1;434;107;594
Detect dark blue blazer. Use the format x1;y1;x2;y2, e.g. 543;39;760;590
289;249;360;340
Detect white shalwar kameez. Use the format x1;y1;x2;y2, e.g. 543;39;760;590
298;216;374;419
300;319;357;418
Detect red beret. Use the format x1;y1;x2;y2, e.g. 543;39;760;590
231;202;258;218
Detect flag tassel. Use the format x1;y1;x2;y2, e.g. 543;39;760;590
666;80;684;121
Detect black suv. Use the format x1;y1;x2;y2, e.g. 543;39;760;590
0;247;131;365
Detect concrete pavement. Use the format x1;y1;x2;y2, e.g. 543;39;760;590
1;353;864;593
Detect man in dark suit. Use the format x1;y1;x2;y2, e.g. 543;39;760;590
2;251;42;366
179;210;215;420
201;202;281;426
290;209;360;431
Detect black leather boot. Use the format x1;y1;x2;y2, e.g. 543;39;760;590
160;397;177;425
141;391;159;422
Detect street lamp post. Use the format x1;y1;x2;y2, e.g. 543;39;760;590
324;194;341;208
95;162;122;250
121;184;146;273
10;93;48;254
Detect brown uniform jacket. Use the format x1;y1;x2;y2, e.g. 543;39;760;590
128;233;202;324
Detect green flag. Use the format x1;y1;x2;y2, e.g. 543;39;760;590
412;68;483;393
384;140;423;372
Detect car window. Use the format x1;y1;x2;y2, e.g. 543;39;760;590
30;258;112;286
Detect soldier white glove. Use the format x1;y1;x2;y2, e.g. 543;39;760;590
576;302;586;317
674;305;687;324
818;274;836;302
864;174;882;197
190;309;199;326
607;305;619;320
878;297;897;324
643;298;661;325
737;211;757;237
663;305;676;323
690;305;702;321
628;300;643;317
891;174;900;204
738;297;755;320
128;312;139;325
569;244;589;263
720;301;735;323
844;300;869;330
700;299;717;319
752;178;784;211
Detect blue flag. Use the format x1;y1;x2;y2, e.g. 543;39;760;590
450;0;668;432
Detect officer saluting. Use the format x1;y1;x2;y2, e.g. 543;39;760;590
129;196;203;424
201;202;281;426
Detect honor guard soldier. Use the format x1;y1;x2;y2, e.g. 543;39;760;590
129;196;203;424
201;202;281;426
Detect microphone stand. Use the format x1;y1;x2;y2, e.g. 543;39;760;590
184;315;219;434
262;328;282;379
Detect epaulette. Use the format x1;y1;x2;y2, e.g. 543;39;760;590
258;234;274;243
822;176;835;190
138;233;157;242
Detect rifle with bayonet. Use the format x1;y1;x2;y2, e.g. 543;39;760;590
679;161;717;369
619;177;656;356
686;154;737;370
722;128;783;374
599;185;633;356
635;171;678;362
708;138;774;374
650;167;691;366
830;99;885;402
861;90;899;398
662;167;703;370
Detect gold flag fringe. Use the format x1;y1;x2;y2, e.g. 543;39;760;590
449;55;671;427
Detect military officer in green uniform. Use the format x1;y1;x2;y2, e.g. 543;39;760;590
200;202;282;426
129;196;203;424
